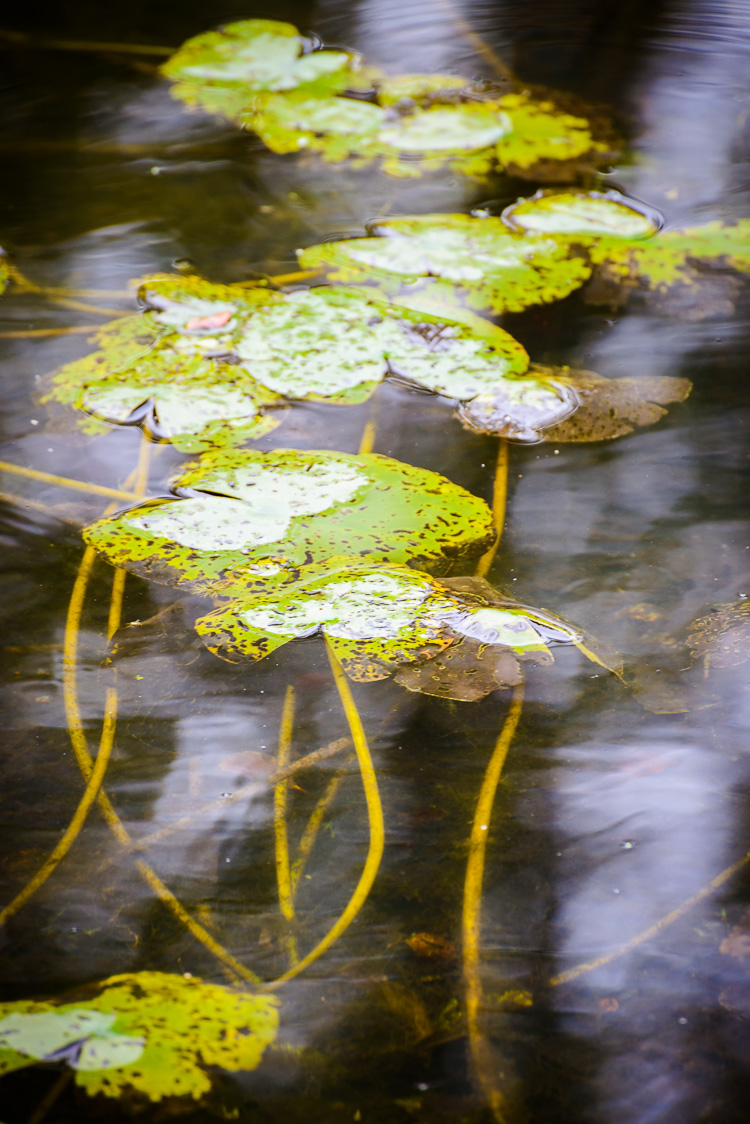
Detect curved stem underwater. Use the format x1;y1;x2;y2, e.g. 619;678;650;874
267;644;384;988
475;438;509;579
462;681;525;1123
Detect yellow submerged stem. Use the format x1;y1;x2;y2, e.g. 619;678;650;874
0;325;105;339
0;687;118;928
268;645;384;988
0;460;138;502
60;440;260;986
274;686;299;966
266;268;322;287
551;848;750;987
475;439;509;579
462;681;525;1123
0;28;173;54
290;762;354;895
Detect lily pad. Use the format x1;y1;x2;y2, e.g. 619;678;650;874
0;972;278;1102
502;189;660;240
299;213;592;315
83;448;495;594
688;600;750;669
45;309;284;453
584;219;750;318
458;364;692;443
162;20;366;121
197;561;581;695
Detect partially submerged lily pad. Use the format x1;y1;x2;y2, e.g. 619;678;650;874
688;600;750;669
0;972;278;1102
584;218;750;318
502;189;661;240
458;364;692;443
197;561;581;696
84;448;495;594
299;213;592;315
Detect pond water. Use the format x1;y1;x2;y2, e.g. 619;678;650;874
1;2;749;1122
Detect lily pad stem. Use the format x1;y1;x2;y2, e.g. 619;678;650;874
475;438;509;578
0;459;139;503
267;644;384;988
462;680;524;1122
274;686;299;966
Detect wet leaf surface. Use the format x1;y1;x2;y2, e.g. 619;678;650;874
459;364;692;442
162;19;363;114
299;213;593;314
502;189;660;239
46;277;532;431
84;448;496;594
197;561;580;694
0;972;278;1101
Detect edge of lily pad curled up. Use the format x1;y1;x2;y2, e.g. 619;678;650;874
500;189;664;240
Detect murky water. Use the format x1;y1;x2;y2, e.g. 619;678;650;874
1;2;749;1121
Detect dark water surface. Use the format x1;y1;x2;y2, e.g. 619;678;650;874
1;2;749;1122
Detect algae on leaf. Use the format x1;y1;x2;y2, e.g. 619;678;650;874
197;561;582;696
83;448;495;595
0;972;278;1102
458;364;692;443
299;213;592;315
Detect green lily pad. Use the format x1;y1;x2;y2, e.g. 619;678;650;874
585;219;750;317
375;73;474;107
458;364;692;442
162;20;365;122
246;91;386;160
491;91;612;177
0;972;278;1102
83;448;495;594
45;310;284;453
196;561;580;695
502;189;660;240
687;600;750;669
298;213;592;315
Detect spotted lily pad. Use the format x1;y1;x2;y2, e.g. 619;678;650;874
299;213;592;315
502;189;661;239
83;448;495;594
688;600;750;669
197;561;581;695
0;972;278;1102
162;19;367;123
584;219;750;318
458;364;692;443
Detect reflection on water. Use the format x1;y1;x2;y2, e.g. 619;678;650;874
0;0;749;1121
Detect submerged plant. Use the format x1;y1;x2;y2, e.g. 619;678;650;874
0;972;279;1102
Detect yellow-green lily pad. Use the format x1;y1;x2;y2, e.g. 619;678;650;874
502;189;660;239
0;972;278;1102
83;448;496;595
299;213;592;315
197;561;580;694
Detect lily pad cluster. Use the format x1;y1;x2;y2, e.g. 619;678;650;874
161;20;616;178
83;448;587;698
0;971;279;1102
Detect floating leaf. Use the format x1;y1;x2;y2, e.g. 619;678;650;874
45;310;284;453
502;189;660;240
458;364;691;443
197;561;580;695
299;213;592;315
491;91;613;177
584;219;750;318
162;19;366;122
688;600;750;669
83;448;496;594
0;972;278;1102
